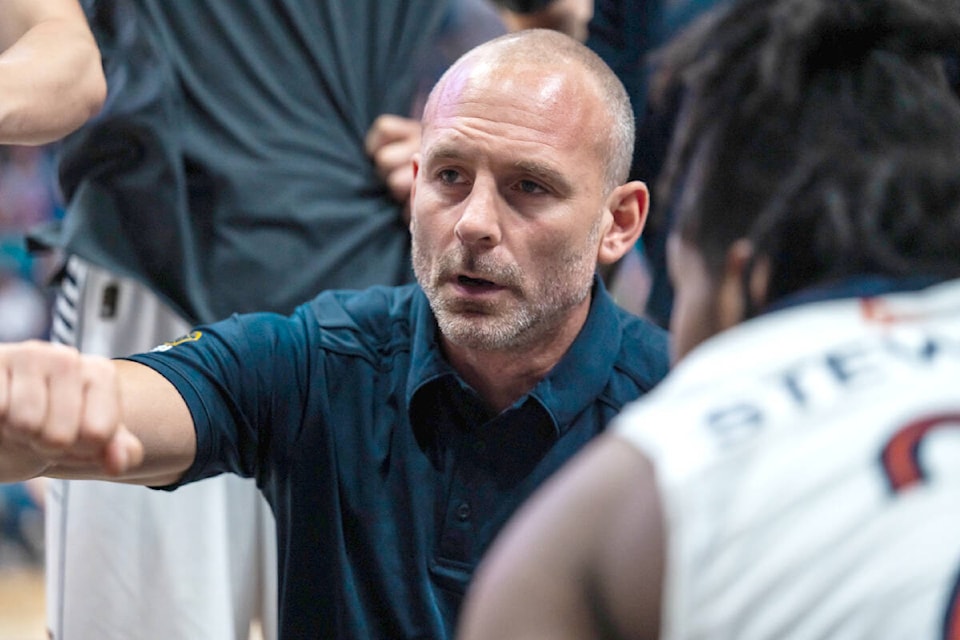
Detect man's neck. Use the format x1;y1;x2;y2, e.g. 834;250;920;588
441;301;590;414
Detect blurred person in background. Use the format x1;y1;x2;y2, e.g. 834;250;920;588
0;0;104;295
0;244;49;343
0;146;60;236
492;0;594;41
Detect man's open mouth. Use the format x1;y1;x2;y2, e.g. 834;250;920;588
458;275;497;288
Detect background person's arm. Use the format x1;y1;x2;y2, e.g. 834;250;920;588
491;0;594;42
0;0;106;145
0;342;196;486
365;114;422;222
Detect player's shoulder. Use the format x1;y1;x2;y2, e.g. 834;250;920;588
614;282;960;465
612;302;850;459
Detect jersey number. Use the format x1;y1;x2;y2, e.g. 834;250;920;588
880;412;960;640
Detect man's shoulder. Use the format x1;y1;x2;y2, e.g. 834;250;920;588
612;311;671;391
304;284;423;361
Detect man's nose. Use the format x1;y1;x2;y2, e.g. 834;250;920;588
454;179;502;248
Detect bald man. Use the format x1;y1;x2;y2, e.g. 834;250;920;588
0;30;668;639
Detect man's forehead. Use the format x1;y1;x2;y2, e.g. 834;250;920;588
426;55;590;117
424;75;600;142
421;139;562;170
420;115;582;165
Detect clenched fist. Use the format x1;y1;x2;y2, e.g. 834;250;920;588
0;340;143;482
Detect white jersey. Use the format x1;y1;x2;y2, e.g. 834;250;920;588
616;278;960;640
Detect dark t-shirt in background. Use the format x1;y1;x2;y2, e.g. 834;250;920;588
46;0;453;324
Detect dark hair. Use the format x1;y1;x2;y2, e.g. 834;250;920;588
656;0;960;304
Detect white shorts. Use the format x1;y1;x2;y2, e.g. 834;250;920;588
45;256;278;640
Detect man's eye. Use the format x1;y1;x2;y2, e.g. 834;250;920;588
517;179;546;194
438;169;461;184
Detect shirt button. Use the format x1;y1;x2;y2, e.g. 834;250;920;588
456;502;471;522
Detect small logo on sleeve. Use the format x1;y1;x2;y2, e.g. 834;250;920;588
150;330;203;352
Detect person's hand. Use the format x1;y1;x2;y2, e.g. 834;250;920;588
498;0;593;42
365;114;421;222
0;340;144;482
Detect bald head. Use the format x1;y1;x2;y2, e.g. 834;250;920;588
423;29;635;192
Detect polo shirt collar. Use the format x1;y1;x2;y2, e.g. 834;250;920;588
526;275;623;434
406;275;624;437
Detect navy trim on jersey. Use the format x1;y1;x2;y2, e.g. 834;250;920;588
764;275;946;315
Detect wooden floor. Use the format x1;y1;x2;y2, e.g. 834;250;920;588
0;566;46;640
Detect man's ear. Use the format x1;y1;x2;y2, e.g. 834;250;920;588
597;180;649;265
408;154;421;230
717;239;771;328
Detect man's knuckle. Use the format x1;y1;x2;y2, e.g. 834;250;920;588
39;430;75;451
6;410;43;438
83;355;116;383
79;414;113;441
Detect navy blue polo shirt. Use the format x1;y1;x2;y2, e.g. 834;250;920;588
127;279;669;639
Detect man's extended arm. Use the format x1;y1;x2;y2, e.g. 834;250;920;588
0;0;106;145
0;341;197;486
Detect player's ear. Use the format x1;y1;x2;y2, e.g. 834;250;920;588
717;239;770;327
597;181;649;265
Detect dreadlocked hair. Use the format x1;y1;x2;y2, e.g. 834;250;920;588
655;0;960;304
